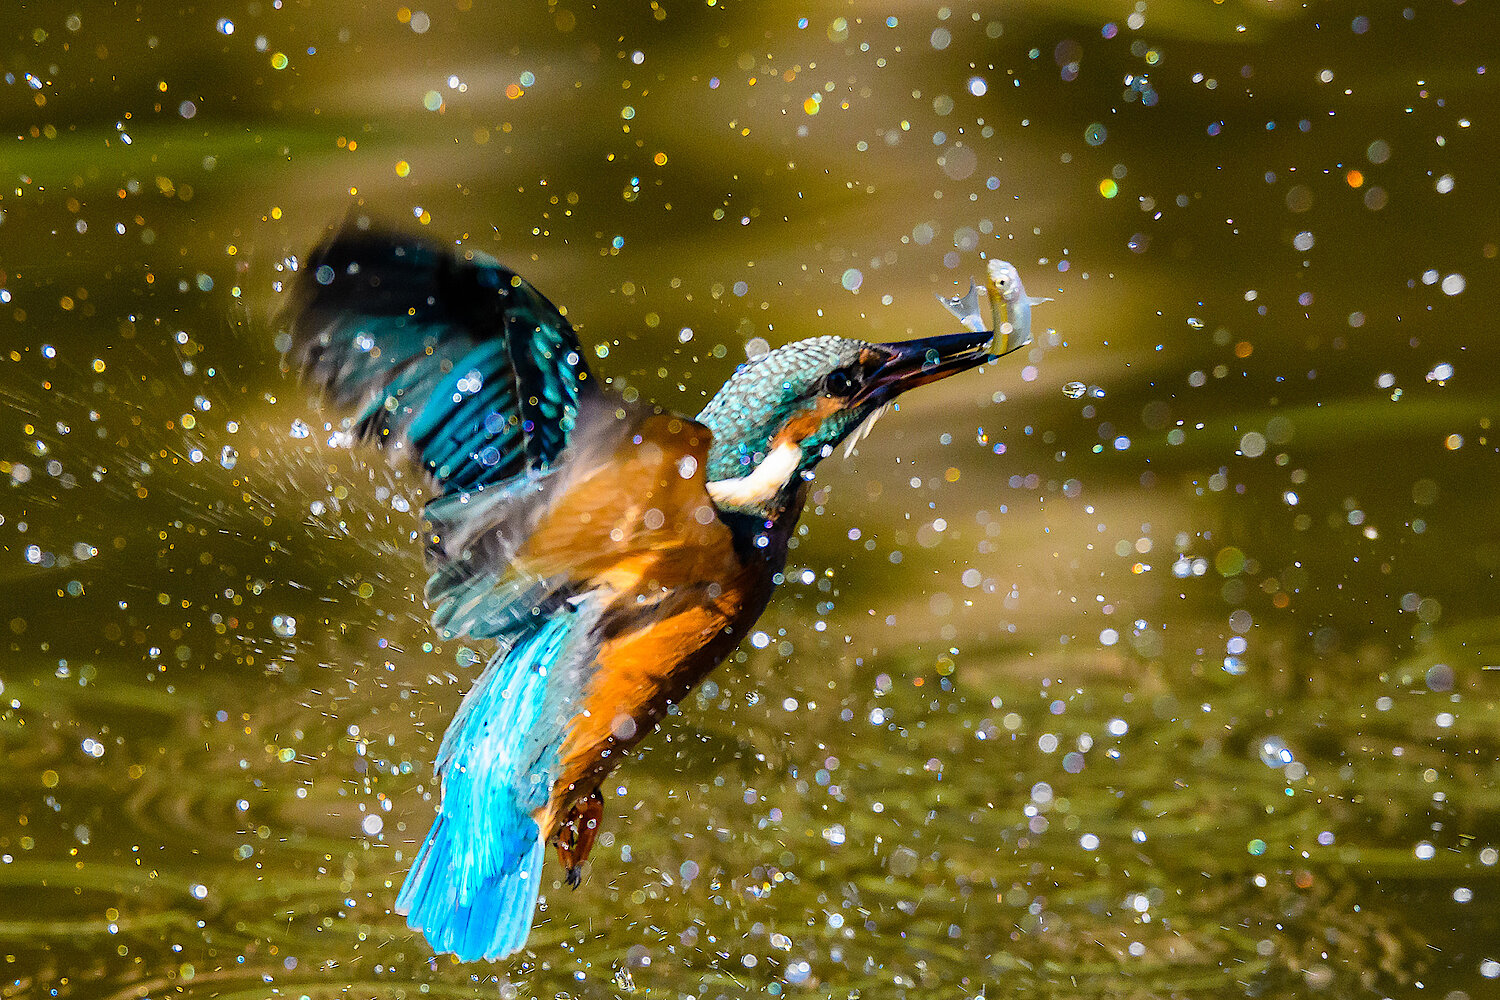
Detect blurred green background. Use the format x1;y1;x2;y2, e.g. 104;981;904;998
2;1;1498;997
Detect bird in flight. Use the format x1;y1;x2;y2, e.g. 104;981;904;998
280;218;1038;961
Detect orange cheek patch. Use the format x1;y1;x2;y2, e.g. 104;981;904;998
773;396;842;448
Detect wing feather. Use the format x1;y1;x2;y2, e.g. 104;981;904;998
280;219;595;493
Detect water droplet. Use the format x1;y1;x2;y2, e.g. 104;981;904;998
1062;381;1087;399
1258;736;1294;768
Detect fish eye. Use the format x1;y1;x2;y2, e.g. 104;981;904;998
825;368;857;397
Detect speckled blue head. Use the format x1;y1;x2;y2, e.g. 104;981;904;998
696;329;993;507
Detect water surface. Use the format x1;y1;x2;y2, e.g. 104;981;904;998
2;2;1498;997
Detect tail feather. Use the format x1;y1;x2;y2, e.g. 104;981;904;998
395;610;583;961
395;811;545;960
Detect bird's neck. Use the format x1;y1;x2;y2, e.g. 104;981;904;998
697;379;807;477
698;393;812;518
715;481;808;566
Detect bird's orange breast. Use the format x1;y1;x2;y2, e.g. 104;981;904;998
549;562;765;815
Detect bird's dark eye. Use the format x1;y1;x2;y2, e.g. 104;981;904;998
825;368;857;397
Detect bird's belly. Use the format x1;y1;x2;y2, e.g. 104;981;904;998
545;578;769;832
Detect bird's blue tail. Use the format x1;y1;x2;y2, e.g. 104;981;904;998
395;613;576;961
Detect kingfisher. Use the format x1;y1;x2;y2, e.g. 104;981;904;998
281;218;1038;962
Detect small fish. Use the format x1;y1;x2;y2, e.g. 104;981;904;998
985;259;1052;354
934;260;1051;358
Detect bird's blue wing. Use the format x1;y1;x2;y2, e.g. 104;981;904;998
283;228;664;961
282;220;596;493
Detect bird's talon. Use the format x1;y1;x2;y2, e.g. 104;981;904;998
555;789;604;882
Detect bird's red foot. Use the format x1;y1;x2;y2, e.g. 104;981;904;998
556;789;603;888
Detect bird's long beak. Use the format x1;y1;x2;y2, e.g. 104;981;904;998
859;329;998;406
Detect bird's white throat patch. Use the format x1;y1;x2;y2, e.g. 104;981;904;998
706;441;802;510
